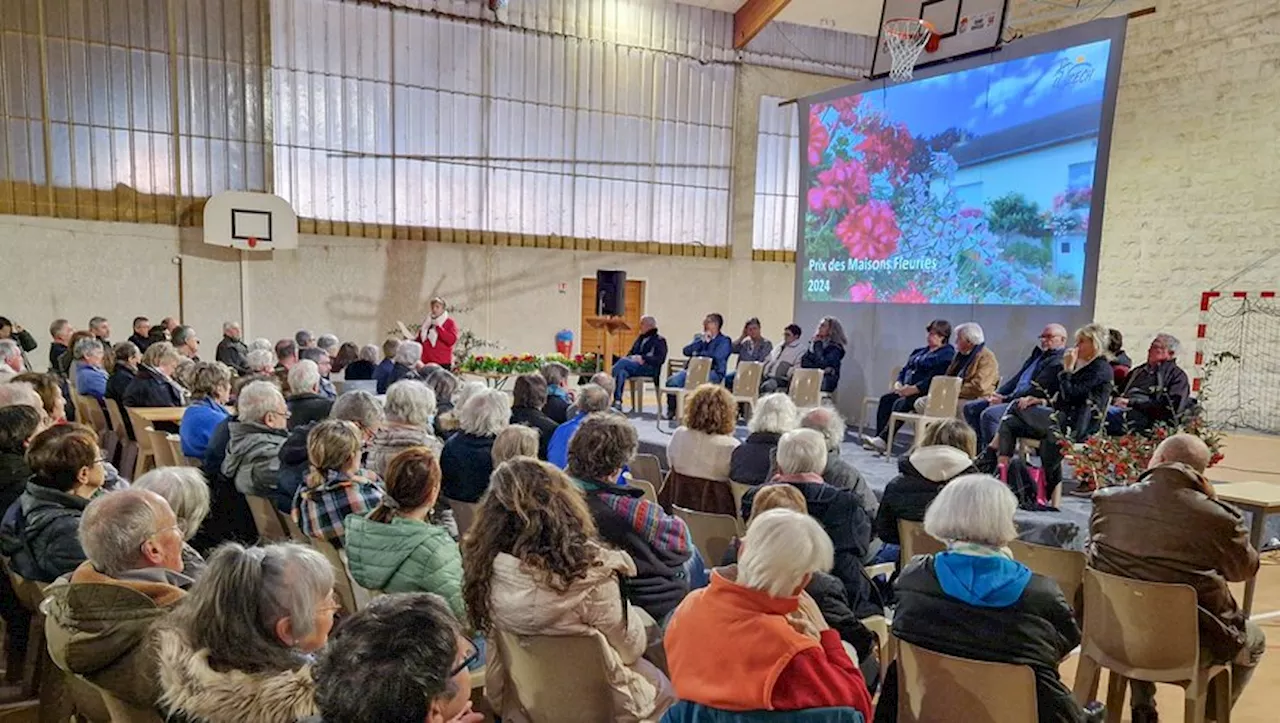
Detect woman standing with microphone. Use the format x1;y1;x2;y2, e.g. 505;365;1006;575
418;297;459;370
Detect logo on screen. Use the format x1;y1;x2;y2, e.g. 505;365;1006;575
1052;57;1096;89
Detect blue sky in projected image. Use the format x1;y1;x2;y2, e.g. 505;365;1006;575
858;39;1113;137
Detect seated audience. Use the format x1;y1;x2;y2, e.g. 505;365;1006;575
89;316;112;348
295;329;314;349
0;316;36;358
124;342;185;412
567;413;692;622
540;360;573;423
343;344;379;381
418;297;458;368
73;337;109;399
547;383;612;469
963;324;1067;449
173;358;197;390
48;318;73;372
509;373;557;459
316;334;340;358
145;325;169;348
439;388;510;503
1088;434;1264;723
384;340;423;393
274;338;299;394
44;489;191;709
759;323;806;393
800;316;848;393
664;313;732;418
373;338;399;393
463;456;674;721
127;316;152;352
106;341;141;406
155;543;334;723
1106;332;1191;436
743;429;874;609
287;359;334;430
914;321;998;414
0;405;43;516
729;392;798;486
800;407;876;516
300;347;337;399
368;381;442;475
0;340;21;384
179;362;233;459
133;467;213;577
725;317;773;392
1108;327;1132;368
293;419;384;549
428;369;462;439
865;319;954;451
222;380;291;500
312;593;482;723
877;474;1084;723
331;341;359;375
611;315;669;406
250;337;273;352
345;447;465;620
58;330;94;378
875;419;977;554
244;347;277;375
664;508;872;720
995;323;1114;497
171;325;201;361
278;390;385;515
0;424;102;582
14;371;67;424
215;321;249;374
668;385;741;507
491;424;539;465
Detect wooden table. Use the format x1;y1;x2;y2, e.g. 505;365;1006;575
1212;480;1280;617
129;407;187;424
459;372;515;390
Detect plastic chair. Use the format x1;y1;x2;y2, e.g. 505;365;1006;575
447;498;479;539
1008;539;1086;618
629;454;664;494
310;535;372;614
729;481;754;522
1072;568;1231;723
105;399;130;439
674;505;742;565
885;376;962;456
861;614;890;672
145;428;176;467
493;630;616;721
789;368;824;408
861;366;903;434
126;410;156;478
897;639;1038;723
244;495;287;543
629;478;658;504
165;435;192;467
74;394;109;434
661;357;712;421
627;374;661;414
731;361;764;417
898;519;945;564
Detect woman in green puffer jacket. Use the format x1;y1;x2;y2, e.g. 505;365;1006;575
343;445;465;622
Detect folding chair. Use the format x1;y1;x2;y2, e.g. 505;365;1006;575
673;505;742;566
661;357;712;423
730;361;764;418
789;368;824;408
885;376;962;456
897;640;1038;722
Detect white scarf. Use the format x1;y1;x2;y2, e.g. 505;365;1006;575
422;311;448;346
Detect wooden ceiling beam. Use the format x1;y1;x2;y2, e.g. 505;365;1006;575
733;0;792;49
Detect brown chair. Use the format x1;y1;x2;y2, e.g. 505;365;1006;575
1072;568;1231;723
104;400;130;440
673;505;741;566
126;410;156;479
145;428;176;468
165;436;190;467
788;368;824;408
886;375;963;456
730;361;764;417
861;365;903;434
897;639;1038;723
73;395;109;435
4;567;48;701
494;630;616;721
629;454;664;495
661;357;712;422
1008;539;1086;618
310;535;372;615
446;498;479;539
244;495;287;543
659;469;735;517
898;519;945;564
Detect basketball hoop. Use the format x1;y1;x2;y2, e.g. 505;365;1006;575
246;236;258;249
883;18;936;82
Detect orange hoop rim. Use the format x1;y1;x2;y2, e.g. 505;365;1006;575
883;17;936;40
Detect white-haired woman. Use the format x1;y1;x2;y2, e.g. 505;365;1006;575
540;361;572;423
368;380;442;476
664;508;873;719
729;393;798;485
876;474;1084;723
742;429;876;615
155;543;337;722
244;348;277;375
249;337;273;353
799;316;847;393
342;344;379;381
914;321;999;414
439;388;510;503
386;341;424;390
425;369;462;439
134;467;212;577
994;322;1114;498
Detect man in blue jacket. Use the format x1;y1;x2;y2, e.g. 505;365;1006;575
664;313;732;419
610;315;668;406
963;323;1067;447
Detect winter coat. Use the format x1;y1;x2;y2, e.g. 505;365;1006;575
899;344;955;390
286;393;333;431
366;423;443;478
0;450;30;521
661;702;865;722
484;544;674;723
800;340;845;392
343;514;465;622
997;347;1066;401
180;398;231;459
627;329;670;371
215;337;249;374
123;364;184;409
668;427;739;483
154;626;317;723
43;562;186;708
1054;356;1114;440
341;359;376;381
875;445;977;544
728;431;780;486
824;456;878;519
191;418;259;553
221;421;288;498
439;432;496;503
543;387;572;424
106;364;136;407
510;405;558;460
0;482;89;582
76;362;110;400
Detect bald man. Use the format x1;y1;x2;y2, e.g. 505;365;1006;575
963;323;1068;448
610;315;667;406
1088;434;1264;722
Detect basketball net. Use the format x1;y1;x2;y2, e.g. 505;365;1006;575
883;18;935;82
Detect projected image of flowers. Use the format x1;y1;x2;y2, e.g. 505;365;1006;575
802;39;1112;305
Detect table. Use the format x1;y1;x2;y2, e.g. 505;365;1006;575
129;407;187;424
1212;480;1280;617
460;372;515;390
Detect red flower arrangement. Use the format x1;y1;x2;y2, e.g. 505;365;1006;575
808;113;830;167
836;200;901;260
1062;416;1224;490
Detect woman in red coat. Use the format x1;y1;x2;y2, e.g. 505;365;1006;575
418;297;458;369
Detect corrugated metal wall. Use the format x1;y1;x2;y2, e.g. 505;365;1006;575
752;94;799;252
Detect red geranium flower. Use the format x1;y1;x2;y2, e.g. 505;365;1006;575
808;113;830;167
848;282;877;303
835;200;900;260
890;282;930;304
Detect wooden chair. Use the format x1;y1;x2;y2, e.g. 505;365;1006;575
5;566;48;701
629;478;658;504
126;410;157;478
104;399;130;439
244;495;288;543
729;480;754;522
1072;568;1231;723
730;361;764;417
73;394;108;435
885;375;962;456
673;505;742;566
446;498;479;539
165;435;192;467
494;630;616;721
1008;539;1086;618
145;428;176;468
310;535;372;614
629;454;664;494
897;639;1038;723
898;519;945;564
661;357;712;422
860;366;903;434
789;368;824;408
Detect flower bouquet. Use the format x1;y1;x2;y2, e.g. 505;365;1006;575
1061;416;1224;490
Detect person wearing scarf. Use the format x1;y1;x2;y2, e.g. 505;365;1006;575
418;297;459;369
914;321;998;413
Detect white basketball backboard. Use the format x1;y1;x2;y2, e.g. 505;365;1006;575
873;0;1010;79
204;191;299;251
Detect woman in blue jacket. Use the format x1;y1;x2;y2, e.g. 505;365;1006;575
180;362;233;459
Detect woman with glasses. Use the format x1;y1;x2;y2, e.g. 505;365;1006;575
155;542;336;723
462;457;674;722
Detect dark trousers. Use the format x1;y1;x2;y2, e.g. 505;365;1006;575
875;392;920;440
996;404;1065;494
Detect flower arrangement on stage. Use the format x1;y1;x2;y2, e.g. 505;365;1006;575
1061;416;1225;490
458;352;600;375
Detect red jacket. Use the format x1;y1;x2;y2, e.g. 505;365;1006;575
418;316;458;367
664;568;872;717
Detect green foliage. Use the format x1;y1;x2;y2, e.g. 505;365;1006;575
1004;237;1052;269
1042;273;1081;303
986;193;1045;237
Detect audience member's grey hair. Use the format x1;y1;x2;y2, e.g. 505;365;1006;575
317;334;340;354
250;338;273;352
295;330;314;348
72;337;104;361
452;380;486;410
458;388;511;437
79;489;171;576
332;390;385;431
748;393;799;434
299;347;329;366
739;508;834;598
245;348;277;374
237;380;285;424
427;369;460;407
540;361;569;387
776;428;828;476
1150;433;1210;472
491;424;539;465
288;359;321;394
0;382;42;410
924;473;1018;547
358;344;379;364
576;384;612;414
49;319;70;338
89;316;109;333
384;381;437;428
800;407;846;452
0;340;21;362
955;322;985;345
134;467;211;540
1155;332;1181;356
171;325;197;348
222;321;240;335
589;372;616;397
394;341;423;366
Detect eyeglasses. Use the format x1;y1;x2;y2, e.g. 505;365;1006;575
449;639;480;678
316;591;342;615
269;409;292;419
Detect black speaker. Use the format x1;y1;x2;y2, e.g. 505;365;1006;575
596;269;626;316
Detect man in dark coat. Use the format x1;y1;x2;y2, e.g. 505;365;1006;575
1105;332;1191;435
609;315;668;406
215;321;251;374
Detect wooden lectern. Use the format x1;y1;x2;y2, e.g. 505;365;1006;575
585;316;632;374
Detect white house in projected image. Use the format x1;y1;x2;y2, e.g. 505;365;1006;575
946;102;1102;278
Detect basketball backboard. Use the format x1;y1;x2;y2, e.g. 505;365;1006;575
872;0;1010;79
203;191;299;251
